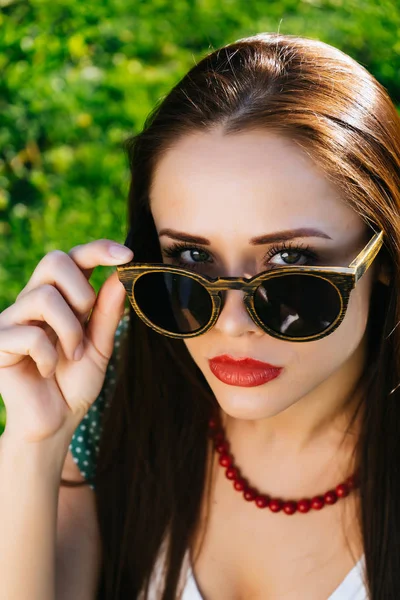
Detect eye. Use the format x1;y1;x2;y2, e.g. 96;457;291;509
271;249;307;266
161;242;213;270
264;242;317;266
181;248;210;263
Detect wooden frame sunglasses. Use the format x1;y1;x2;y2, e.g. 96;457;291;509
116;229;384;342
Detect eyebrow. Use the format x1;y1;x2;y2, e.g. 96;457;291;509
158;227;332;245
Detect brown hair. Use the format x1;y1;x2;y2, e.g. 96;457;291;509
61;33;400;599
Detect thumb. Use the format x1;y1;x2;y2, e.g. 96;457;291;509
85;269;129;360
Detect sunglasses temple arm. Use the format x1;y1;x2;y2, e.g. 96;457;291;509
348;231;384;283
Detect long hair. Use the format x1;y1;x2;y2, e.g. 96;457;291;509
61;33;400;599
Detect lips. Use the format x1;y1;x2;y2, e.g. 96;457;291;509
208;354;283;388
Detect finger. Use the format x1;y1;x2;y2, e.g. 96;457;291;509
0;324;59;379
16;251;97;321
17;241;133;304
85;270;129;361
68;239;134;280
1;285;85;362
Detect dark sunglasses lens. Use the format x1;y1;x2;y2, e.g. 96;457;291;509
254;274;342;338
134;271;213;334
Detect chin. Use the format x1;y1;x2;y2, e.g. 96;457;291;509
209;383;291;422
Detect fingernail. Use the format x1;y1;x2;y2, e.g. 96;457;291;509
109;244;133;260
74;342;84;361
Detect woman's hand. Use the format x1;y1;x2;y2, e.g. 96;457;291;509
0;239;133;445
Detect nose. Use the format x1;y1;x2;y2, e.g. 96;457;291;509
213;289;264;337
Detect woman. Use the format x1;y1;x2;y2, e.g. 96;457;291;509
0;33;399;599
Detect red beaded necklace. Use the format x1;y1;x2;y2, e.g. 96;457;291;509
208;417;359;515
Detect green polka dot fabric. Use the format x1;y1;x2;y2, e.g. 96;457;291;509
69;309;130;490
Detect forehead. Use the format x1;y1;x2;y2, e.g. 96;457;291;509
150;128;363;241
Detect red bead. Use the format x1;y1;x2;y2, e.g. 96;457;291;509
225;467;238;480
213;432;224;444
243;488;256;502
311;495;325;510
233;478;246;492
268;498;283;513
219;454;232;467
324;490;338;505
255;495;270;508
283;501;297;515
297;499;311;513
215;442;229;454
210;421;355;515
346;473;359;489
336;483;349;498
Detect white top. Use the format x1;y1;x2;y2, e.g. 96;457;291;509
141;541;368;599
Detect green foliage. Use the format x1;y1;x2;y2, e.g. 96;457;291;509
0;0;399;431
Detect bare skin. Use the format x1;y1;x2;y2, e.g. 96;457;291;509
149;127;383;598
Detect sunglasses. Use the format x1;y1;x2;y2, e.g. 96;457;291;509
116;229;384;342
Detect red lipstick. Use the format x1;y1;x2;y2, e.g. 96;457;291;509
208;355;283;388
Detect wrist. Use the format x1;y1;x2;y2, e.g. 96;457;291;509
0;431;69;483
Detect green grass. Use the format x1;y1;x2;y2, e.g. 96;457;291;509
1;0;399;432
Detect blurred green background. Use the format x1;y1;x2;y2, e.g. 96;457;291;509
1;0;400;431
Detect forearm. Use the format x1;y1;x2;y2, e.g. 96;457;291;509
0;435;66;600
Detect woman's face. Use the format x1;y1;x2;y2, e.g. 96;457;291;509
150;128;380;424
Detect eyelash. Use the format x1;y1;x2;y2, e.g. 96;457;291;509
161;241;318;270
